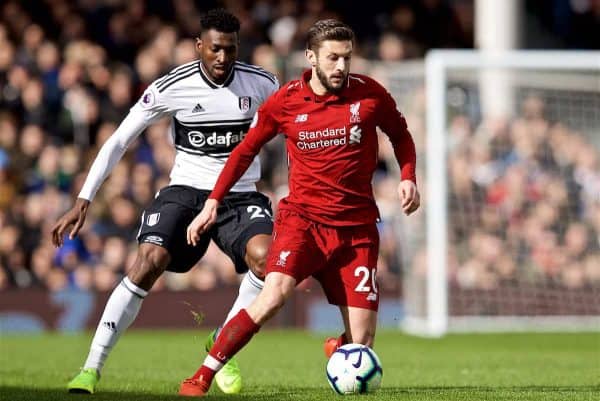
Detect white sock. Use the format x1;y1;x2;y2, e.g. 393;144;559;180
223;270;264;325
83;277;147;373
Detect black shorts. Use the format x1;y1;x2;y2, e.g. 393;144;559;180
137;185;273;274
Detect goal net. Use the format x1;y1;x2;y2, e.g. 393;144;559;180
403;50;600;336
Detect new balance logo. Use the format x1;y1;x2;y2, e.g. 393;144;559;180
192;103;205;113
103;321;117;332
349;125;362;144
295;114;308;123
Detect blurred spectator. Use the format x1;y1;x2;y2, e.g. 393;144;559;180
378;32;411;61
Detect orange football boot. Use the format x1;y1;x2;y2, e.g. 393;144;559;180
179;377;209;397
324;337;339;358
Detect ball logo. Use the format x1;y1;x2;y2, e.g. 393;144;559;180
351;349;363;368
188;131;206;147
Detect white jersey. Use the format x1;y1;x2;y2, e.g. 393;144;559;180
78;60;279;200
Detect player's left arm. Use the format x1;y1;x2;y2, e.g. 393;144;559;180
376;87;420;215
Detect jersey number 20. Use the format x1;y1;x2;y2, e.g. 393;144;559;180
354;266;378;293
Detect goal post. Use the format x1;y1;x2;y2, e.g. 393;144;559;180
402;50;600;337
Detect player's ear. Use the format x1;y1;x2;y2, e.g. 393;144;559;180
195;37;203;53
306;48;316;67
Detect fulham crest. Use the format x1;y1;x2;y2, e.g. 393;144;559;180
147;213;160;227
238;96;252;112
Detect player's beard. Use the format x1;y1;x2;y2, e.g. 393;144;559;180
315;64;346;94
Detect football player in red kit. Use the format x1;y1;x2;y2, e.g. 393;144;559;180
179;19;420;396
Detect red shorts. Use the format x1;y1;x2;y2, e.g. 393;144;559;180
266;209;380;311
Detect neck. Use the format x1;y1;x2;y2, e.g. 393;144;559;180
308;69;329;96
200;62;227;85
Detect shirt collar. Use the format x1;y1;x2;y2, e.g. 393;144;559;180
199;61;235;89
300;69;350;103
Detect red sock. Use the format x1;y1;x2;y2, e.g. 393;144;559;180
191;309;260;382
190;365;215;386
336;332;348;348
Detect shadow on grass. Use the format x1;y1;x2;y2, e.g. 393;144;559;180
1;385;598;401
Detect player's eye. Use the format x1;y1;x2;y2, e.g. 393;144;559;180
212;46;235;53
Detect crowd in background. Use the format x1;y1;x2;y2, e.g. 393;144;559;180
444;96;600;291
0;0;598;294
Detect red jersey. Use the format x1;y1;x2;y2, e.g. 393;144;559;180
210;70;416;226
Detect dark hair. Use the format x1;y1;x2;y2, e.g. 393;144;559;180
200;8;240;34
306;19;354;51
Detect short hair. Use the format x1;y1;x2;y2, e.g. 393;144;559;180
200;8;240;34
306;19;354;52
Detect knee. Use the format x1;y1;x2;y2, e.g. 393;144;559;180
128;244;170;287
245;242;269;279
139;244;170;270
247;272;295;324
252;284;289;323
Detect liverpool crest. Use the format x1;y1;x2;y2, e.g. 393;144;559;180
350;102;361;123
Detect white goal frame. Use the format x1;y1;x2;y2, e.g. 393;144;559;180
403;50;600;337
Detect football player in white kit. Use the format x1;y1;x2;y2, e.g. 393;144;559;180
52;9;278;395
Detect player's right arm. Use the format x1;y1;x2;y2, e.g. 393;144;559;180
51;83;173;247
373;82;420;216
186;90;283;246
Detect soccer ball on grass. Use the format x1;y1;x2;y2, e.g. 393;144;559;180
326;343;383;394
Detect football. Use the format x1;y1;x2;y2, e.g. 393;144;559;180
326;343;383;394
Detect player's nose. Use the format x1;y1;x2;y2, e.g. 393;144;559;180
215;49;226;63
335;58;347;71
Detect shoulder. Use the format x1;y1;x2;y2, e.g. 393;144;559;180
152;61;200;93
234;62;278;87
263;78;303;105
283;78;303;92
280;78;307;99
348;73;386;94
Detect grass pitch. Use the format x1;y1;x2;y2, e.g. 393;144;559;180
1;330;598;400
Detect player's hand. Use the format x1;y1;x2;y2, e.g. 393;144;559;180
398;180;420;215
51;198;90;247
187;199;219;246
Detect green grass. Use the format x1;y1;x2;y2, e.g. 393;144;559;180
1;330;598;400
